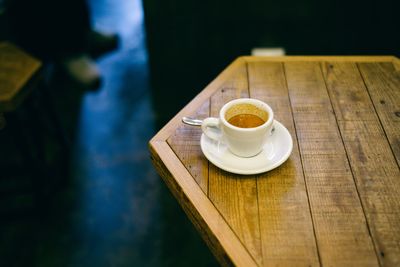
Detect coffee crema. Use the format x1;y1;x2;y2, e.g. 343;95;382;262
228;114;265;128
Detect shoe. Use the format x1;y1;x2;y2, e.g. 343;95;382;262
60;55;101;90
88;30;119;58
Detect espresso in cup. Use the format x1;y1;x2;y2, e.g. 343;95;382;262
226;103;268;128
202;98;274;157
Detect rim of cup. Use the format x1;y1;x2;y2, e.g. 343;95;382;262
220;98;274;131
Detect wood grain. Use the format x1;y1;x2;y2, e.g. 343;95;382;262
208;62;262;266
357;62;400;166
248;61;320;266
167;100;210;193
322;62;400;266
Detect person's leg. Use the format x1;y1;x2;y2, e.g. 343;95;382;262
6;0;118;89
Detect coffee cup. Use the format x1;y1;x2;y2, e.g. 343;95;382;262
201;98;274;157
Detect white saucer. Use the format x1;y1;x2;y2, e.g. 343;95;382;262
200;120;293;175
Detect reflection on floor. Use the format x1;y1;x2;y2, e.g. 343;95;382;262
0;0;217;266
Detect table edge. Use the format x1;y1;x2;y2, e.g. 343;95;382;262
242;55;398;61
149;140;259;267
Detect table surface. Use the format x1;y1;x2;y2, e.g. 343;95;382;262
149;56;400;267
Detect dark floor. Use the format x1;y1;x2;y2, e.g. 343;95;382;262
0;0;218;266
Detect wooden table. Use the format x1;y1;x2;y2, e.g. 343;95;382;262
149;56;400;267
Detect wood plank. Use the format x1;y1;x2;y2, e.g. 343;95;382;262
149;141;258;266
247;62;320;266
284;61;379;266
167;100;209;193
208;62;262;266
322;62;400;266
358;62;400;166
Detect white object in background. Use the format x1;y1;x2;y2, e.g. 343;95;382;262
251;47;286;56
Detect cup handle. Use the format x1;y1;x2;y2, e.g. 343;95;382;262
201;117;222;141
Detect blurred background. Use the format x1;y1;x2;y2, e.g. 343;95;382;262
0;0;398;266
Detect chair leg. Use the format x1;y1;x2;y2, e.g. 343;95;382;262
40;80;71;153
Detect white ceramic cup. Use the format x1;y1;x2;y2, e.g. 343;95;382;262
201;98;274;157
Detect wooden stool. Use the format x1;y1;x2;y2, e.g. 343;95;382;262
0;42;69;215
